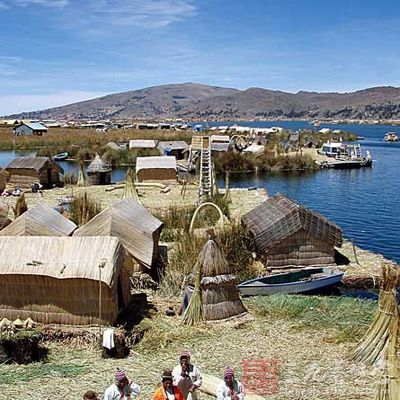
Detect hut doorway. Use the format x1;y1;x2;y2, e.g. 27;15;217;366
47;168;52;185
99;172;107;185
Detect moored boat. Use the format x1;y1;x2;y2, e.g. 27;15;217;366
384;132;399;142
53;152;69;161
237;267;344;296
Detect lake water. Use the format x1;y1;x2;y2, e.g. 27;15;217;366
0;121;399;263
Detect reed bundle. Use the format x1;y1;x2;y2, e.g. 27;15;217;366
77;160;86;187
352;263;400;367
122;168;141;204
12;193;27;218
182;251;203;326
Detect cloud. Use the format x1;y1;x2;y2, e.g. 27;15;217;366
0;90;106;116
62;0;196;31
0;1;9;8
9;0;68;7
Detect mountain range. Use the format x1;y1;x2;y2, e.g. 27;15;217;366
8;83;400;121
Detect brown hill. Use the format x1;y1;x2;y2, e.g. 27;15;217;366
8;83;400;120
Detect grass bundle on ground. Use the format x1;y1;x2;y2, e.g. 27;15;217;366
183;230;247;324
69;192;102;226
352;263;400;366
122;168;141;204
12;194;27;218
77;161;86;187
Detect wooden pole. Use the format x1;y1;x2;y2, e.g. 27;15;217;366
98;259;106;333
351;239;360;265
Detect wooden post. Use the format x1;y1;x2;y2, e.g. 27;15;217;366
98;259;107;333
351;239;360;265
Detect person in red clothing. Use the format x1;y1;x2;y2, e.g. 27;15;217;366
153;370;185;400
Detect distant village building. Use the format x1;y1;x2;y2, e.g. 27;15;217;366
129;139;158;150
6;156;63;188
13;122;48;136
242;193;343;269
87;154;112;185
157;141;188;160
211;135;231;153
136;156;177;182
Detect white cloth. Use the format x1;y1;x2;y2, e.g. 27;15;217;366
103;382;141;400
102;328;115;350
216;380;244;400
172;364;202;400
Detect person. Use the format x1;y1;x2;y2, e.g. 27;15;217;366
83;390;99;400
104;370;141;400
172;352;202;400
153;370;185;400
216;368;244;400
11;187;21;196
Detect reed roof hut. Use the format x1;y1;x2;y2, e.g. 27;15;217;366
184;239;246;321
5;157;63;188
242;193;343;268
74;198;163;269
87;154;112;185
0;236;132;325
136;156;177;182
0;203;76;236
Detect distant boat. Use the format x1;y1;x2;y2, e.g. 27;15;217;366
384;132;399;142
318;143;372;168
53;152;69;161
237;267;343;296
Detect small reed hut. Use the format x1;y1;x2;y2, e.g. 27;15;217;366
87;154;112;185
5;157;63;188
74;198;163;271
0;236;132;325
0;203;77;236
184;238;246;322
242;193;343;268
136;156;177;182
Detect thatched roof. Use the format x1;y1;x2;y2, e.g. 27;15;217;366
0;204;76;236
158;141;188;151
87;154;111;173
106;142;120;150
0;236;123;286
6;157;63;173
74;198;163;267
136;156;177;172
129;139;158;149
242;193;343;253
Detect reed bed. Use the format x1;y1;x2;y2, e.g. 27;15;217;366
0;295;379;399
68;191;102;226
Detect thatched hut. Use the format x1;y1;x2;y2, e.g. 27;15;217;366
87;154;112;185
74;198;163;270
0;168;7;192
184;239;246;321
242;193;343;268
0;236;132;325
0;203;76;236
136;156;177;182
5;157;63;188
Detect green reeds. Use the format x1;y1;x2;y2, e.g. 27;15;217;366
69;192;101;226
182;256;203;326
77;161;86;187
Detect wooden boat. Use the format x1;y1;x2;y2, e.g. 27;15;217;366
53;152;68;161
237;267;344;296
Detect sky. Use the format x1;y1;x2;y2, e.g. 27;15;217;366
1;0;400;115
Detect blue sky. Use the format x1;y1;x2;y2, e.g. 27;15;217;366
1;0;400;115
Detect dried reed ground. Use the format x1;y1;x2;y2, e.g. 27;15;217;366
0;296;379;400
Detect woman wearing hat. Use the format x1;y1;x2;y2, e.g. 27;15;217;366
104;369;141;399
153;370;185;400
216;368;244;400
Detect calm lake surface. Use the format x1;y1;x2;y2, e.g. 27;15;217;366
0;121;399;263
